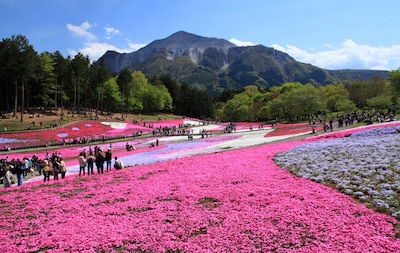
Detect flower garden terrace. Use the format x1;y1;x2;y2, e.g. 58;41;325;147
1;119;392;169
0;119;277;160
2;121;400;252
0;119;233;151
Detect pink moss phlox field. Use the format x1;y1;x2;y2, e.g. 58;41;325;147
144;119;184;128
1;140;400;252
3;130;240;163
0;120;153;149
265;122;323;137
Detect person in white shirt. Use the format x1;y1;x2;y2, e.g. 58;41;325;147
113;157;124;170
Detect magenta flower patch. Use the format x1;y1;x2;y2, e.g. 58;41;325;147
1;122;400;252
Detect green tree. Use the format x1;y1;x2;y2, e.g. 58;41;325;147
220;85;262;121
291;84;324;118
35;52;56;107
128;71;173;114
189;89;215;119
0;35;37;121
102;77;122;112
345;79;365;108
88;58;110;116
277;82;303;94
52;51;71;111
365;76;386;99
319;83;351;112
159;74;181;112
366;95;392;110
336;99;356;113
116;68;132;118
345;76;387;109
389;69;400;103
127;71;148;113
264;83;323;121
71;53;90;114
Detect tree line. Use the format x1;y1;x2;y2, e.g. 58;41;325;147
215;75;399;122
1;34;400;123
0;35;214;121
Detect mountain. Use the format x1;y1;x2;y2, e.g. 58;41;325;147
100;31;389;95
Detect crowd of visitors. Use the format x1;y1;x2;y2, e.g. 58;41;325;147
0;153;65;187
77;145;124;176
0;144;126;187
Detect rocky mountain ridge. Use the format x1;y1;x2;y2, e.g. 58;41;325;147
100;31;389;95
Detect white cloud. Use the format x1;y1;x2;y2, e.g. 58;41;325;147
68;42;146;62
127;42;147;52
104;26;122;40
67;21;148;61
66;21;97;41
229;38;255;47
272;40;400;71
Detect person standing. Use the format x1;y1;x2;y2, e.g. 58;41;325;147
56;157;67;179
95;149;105;174
78;152;86;176
31;154;40;175
42;159;51;182
87;150;94;175
52;155;59;181
23;157;30;178
53;164;59;180
105;148;112;172
3;166;14;188
14;159;25;186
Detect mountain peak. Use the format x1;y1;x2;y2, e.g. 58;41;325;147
102;31;236;73
149;30;235;50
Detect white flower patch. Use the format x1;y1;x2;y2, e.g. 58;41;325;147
101;122;127;129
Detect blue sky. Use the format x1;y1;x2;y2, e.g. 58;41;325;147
1;0;400;70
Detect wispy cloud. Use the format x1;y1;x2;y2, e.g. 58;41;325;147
68;42;146;61
272;40;400;71
66;21;97;41
104;25;122;40
229;38;255;47
124;37;146;52
67;21;146;61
